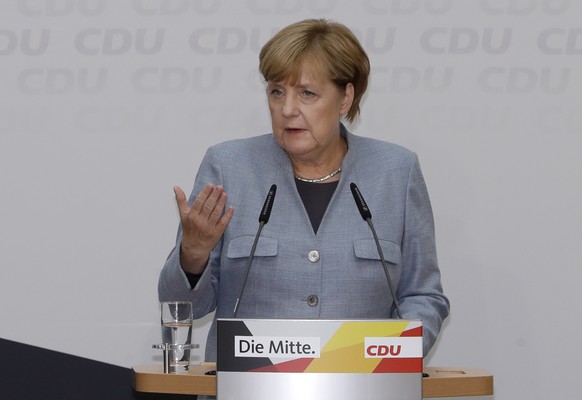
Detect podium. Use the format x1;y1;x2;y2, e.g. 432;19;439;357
217;319;423;399
133;318;494;398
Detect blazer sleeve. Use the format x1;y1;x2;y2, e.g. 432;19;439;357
397;154;450;356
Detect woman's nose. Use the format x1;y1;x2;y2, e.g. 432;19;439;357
281;95;299;117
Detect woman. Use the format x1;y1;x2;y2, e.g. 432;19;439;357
158;19;449;368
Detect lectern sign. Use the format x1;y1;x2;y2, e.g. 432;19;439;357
217;319;423;400
235;335;321;358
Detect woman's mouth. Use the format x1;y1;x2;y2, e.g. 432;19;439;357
285;128;306;134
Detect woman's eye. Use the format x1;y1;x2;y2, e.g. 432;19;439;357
270;88;283;96
302;90;315;97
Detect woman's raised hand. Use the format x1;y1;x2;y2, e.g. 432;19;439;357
173;184;234;274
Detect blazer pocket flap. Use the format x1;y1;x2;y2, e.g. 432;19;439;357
226;236;278;259
353;239;401;265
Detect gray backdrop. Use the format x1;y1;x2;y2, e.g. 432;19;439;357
1;1;581;399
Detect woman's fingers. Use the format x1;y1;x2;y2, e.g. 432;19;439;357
173;185;190;219
217;206;234;233
176;184;232;232
190;184;215;216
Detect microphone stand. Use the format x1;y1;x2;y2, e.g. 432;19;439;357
233;221;265;318
232;184;277;318
365;218;403;319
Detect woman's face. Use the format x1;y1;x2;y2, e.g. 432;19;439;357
267;64;354;163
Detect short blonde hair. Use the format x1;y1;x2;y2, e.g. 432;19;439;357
259;19;370;123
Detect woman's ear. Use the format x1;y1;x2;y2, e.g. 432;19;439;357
340;83;355;116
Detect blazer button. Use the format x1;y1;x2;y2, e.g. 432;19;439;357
307;295;319;307
308;250;320;263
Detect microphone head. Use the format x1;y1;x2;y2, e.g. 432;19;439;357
350;182;372;220
258;184;277;224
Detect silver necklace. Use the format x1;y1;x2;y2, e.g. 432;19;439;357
295;167;342;183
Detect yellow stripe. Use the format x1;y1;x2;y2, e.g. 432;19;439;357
305;321;411;373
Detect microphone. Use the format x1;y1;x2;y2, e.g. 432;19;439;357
233;184;277;317
350;183;403;319
259;184;276;224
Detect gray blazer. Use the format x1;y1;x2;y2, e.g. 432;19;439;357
159;126;450;361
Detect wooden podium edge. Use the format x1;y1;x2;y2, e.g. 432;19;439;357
132;364;217;396
423;367;494;397
132;364;493;398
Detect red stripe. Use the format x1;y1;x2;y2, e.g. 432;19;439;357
400;326;423;337
373;358;423;373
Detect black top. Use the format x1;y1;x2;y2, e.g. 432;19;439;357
294;178;339;234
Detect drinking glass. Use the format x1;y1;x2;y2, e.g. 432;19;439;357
160;301;193;373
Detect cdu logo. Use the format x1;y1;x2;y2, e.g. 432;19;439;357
0;29;50;56
75;28;165;55
538;28;582;55
479;67;571;94
189;27;279;54
355;27;396;54
421;27;513;55
371;67;454;93
364;337;422;359
366;344;401;357
17;68;108;94
131;67;222;94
